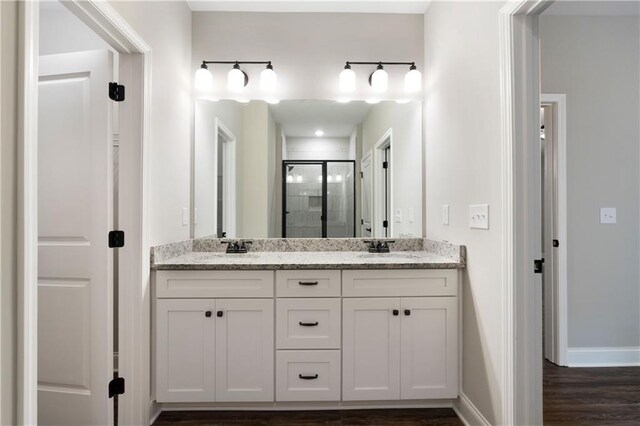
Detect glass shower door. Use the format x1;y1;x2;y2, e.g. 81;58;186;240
283;163;324;237
326;162;355;238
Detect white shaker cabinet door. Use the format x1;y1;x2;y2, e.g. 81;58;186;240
342;298;401;401
215;299;275;401
156;299;216;402
400;297;458;399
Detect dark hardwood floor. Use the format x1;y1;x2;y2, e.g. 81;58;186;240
544;360;640;425
153;408;463;425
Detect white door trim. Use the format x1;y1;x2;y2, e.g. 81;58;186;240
541;93;568;367
499;1;553;424
215;117;237;239
18;1;151;425
373;128;393;238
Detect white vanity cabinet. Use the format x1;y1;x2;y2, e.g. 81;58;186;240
155;271;274;403
154;267;459;407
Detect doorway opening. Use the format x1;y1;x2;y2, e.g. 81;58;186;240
282;160;356;238
215;118;237;239
373;129;392;238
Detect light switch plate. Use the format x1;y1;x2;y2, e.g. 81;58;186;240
182;207;189;226
408;207;414;223
395;209;402;223
442;205;450;225
600;207;616;224
469;204;489;229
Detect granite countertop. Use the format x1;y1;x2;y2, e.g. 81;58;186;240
152;250;463;270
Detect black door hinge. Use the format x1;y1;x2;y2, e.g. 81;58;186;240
534;258;544;274
108;230;125;248
553;239;559;248
109;377;125;398
109;82;125;102
383;220;388;228
360;172;363;178
361;219;364;225
382;161;388;169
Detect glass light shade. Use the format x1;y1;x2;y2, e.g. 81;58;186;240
296;174;302;183
404;68;422;93
336;174;343;182
370;68;388;93
339;67;356;93
265;97;280;105
286;175;293;183
327;175;333;183
260;67;277;92
195;67;213;92
228;67;246;93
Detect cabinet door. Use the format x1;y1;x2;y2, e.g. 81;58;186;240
342;298;401;401
215;299;275;401
156;299;216;402
400;297;458;399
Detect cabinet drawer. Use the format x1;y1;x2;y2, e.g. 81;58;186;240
276;298;341;349
276;270;341;297
342;269;458;297
156;270;274;298
276;350;341;401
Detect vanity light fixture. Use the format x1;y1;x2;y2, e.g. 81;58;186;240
336;174;343;182
314;130;324;137
339;61;422;94
296;174;302;183
286;175;293;183
327;175;333;183
195;60;277;94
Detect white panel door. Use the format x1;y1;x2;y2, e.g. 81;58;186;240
155;299;216;402
400;297;458;399
360;153;372;237
38;50;114;426
215;299;274;401
342;298;400;401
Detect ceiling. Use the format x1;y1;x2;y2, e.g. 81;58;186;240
543;1;640;16
186;0;432;14
269;100;373;138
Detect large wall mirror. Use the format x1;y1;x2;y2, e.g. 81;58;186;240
193;99;423;239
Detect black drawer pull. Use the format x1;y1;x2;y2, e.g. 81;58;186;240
299;321;319;327
299;281;319;286
404;309;411;316
392;309;399;316
216;310;224;317
205;311;212;318
299;374;318;380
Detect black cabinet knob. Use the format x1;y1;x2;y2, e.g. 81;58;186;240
205;311;212;318
404;309;411;316
216;311;224;317
392;309;399;316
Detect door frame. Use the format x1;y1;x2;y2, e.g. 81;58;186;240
360;150;372;237
215;118;237;239
17;1;151;424
541;93;568;366
373;128;393;238
499;1;554;424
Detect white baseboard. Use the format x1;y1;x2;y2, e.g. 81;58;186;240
452;393;490;426
567;347;640;367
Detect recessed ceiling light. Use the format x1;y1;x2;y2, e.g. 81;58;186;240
315;130;324;137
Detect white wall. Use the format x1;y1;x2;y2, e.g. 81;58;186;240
1;2;18;423
424;1;506;424
109;0;193;246
285;137;351;160
39;4;112;55
540;15;640;350
193;100;243;238
362;101;423;237
192;12;424;101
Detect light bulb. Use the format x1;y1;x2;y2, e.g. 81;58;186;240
287;175;293;183
327;175;333;183
370;65;388;93
339;64;356;93
336;174;343;182
195;65;213;92
315;130;324;137
228;64;247;93
260;64;277;92
404;65;422;93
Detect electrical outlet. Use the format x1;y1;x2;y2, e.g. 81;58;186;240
600;207;616;224
442;205;450;225
469;204;489;229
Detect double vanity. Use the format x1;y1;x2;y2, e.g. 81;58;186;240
151;238;465;410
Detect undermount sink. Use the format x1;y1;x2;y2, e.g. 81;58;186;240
356;252;418;260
